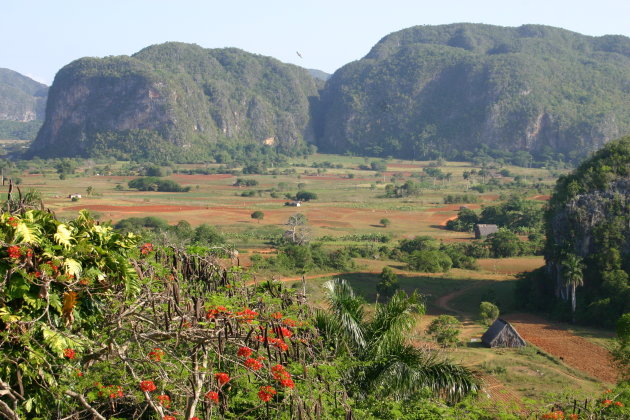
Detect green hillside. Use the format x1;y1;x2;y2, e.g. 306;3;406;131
316;24;630;162
28;43;321;161
0;68;48;140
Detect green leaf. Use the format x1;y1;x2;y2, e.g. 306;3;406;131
63;258;82;278
14;221;37;244
54;224;73;249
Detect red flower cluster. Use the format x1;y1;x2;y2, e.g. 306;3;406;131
206;306;231;319
46;261;60;274
157;394;171;408
244;358;263;371
204;391;219;404
236;308;258;323
282;318;298;327
140;243;153;255
271;311;283;319
237;346;253;358
148;348;165;362
163;416;175;420
97;384;124;399
7;245;21;259
279;327;293;338
602;399;624;407
215;372;230;386
139;380;157;392
63;348;76;359
256;334;290;352
258;385;276;402
540;411;565;419
271;364;295;389
7;216;18;227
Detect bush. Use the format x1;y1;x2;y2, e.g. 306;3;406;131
408;250;452;272
426;315;462;347
128;177;190;192
479;301;500;326
296;191;318;201
485;229;523;257
376;267;399;298
380;218;391;228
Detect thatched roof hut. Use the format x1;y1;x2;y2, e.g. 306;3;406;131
474;224;498;239
481;318;526;348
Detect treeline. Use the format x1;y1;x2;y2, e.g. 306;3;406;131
446;195;543;234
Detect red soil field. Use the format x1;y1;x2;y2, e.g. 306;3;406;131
172;174;234;181
530;195;551;201
503;313;618;384
66;204;206;213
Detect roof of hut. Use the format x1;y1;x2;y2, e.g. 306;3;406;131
481;318;526;348
475;224;499;237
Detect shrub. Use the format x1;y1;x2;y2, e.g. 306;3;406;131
479;301;500;326
426;315;462;347
128;177;190;192
296;191;318;201
408;250;452;272
380;218;391;228
376;267;399;298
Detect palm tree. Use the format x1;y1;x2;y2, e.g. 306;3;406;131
562;254;585;323
315;279;478;403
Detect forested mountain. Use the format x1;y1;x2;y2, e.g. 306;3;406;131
28;43;321;161
316;24;630;161
0;68;48;140
308;68;330;81
27;25;630;162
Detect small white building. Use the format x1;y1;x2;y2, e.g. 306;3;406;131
68;194;82;199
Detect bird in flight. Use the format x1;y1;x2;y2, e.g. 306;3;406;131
296;51;303;58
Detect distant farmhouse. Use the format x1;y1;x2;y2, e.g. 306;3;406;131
481;319;526;348
68;193;82;200
285;201;301;207
474;224;498;239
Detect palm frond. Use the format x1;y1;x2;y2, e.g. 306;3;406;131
367;290;423;358
366;344;477;403
323;278;366;350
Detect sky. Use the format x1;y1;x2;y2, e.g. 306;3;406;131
3;0;630;85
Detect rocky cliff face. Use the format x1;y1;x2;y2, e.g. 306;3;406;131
316;24;630;160
28;43;321;160
0;68;48;122
544;136;630;324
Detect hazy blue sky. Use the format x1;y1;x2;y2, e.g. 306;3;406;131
3;0;629;84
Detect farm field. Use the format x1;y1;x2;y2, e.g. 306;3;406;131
16;155;557;246
5;154;619;414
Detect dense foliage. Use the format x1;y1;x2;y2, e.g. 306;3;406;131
541;135;630;326
128;177;191;192
317;23;630;162
0;202;488;419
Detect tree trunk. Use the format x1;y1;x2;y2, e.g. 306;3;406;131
571;284;577;323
